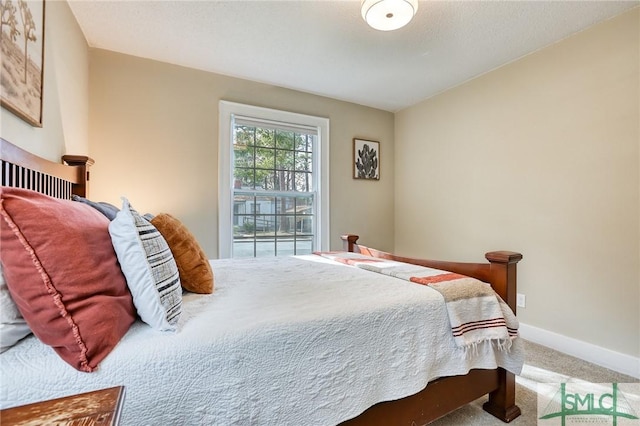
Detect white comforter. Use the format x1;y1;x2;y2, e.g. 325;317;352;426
1;255;524;425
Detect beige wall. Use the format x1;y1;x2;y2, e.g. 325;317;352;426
88;49;395;258
0;1;89;160
395;9;639;357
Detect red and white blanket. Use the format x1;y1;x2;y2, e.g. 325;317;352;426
316;251;519;352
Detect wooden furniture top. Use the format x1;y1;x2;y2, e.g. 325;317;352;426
0;137;93;197
0;386;125;426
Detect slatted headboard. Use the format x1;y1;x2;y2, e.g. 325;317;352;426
0;138;93;198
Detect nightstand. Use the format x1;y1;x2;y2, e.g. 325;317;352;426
0;386;125;425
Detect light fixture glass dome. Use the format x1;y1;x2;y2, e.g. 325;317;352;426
361;0;418;31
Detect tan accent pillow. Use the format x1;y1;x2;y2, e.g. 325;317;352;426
151;213;214;294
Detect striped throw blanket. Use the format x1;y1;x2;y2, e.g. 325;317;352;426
315;251;519;352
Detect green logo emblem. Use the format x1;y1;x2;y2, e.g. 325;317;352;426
539;383;639;426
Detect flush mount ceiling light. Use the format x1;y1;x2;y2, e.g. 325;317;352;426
361;0;418;31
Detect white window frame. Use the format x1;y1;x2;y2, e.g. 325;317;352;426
218;101;330;258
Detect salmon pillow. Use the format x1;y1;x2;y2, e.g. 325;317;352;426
0;188;136;372
151;213;214;294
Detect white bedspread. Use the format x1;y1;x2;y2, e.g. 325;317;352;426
1;255;524;425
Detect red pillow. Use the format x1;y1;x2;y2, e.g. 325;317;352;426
0;187;136;372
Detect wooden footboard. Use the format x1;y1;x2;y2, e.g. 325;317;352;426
340;234;523;425
341;234;522;311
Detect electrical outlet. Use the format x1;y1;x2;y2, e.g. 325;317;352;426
517;293;526;308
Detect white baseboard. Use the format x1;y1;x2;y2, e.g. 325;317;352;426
519;323;640;379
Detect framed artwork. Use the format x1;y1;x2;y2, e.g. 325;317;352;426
353;138;380;180
0;0;45;127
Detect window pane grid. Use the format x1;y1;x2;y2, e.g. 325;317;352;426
234;125;315;193
232;124;316;258
220;102;328;259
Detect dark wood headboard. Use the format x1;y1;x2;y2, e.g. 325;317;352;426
0;138;93;198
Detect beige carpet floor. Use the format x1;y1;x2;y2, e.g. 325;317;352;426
430;340;638;425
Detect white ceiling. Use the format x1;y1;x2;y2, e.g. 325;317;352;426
68;0;638;112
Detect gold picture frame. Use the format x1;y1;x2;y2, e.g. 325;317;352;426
1;0;45;127
353;138;380;180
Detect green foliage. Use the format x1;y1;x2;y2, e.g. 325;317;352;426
242;221;255;233
233;125;313;192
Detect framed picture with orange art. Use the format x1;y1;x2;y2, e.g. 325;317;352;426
0;0;45;127
353;138;380;180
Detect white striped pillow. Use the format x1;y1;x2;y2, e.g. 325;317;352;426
109;198;182;331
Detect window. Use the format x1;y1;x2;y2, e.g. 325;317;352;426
218;101;329;258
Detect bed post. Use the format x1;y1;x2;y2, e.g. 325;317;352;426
482;250;523;423
485;251;522;314
341;234;360;253
483;369;521;422
61;155;94;197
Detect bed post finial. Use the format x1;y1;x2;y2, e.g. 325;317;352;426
341;234;359;252
484;251;522;313
62;155;95;197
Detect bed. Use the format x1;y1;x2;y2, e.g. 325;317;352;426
0;137;524;425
